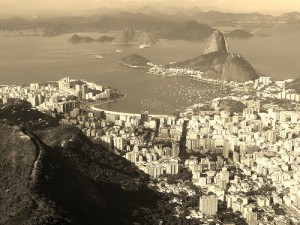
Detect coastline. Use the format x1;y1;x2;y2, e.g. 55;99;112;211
84;93;127;110
88;94;171;118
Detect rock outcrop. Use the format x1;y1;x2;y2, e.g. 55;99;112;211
68;34;95;43
167;30;259;82
204;30;229;55
113;27;158;45
120;30;260;82
203;53;260;82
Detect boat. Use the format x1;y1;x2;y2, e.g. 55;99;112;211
138;44;150;49
116;49;122;53
94;55;103;59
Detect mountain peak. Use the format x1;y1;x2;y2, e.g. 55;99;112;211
204;30;229;55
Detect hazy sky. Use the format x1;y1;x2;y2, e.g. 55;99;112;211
1;0;300;17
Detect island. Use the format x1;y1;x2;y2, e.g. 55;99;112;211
120;30;260;83
225;29;254;39
68;34;114;43
119;54;155;69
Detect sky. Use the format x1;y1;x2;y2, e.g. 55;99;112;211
0;0;300;17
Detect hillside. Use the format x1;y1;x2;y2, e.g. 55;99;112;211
226;29;254;39
218;99;247;113
162;20;215;41
0;103;182;225
0;99;59;130
202;53;260;82
0;124;70;225
119;54;154;68
286;78;300;94
112;28;158;45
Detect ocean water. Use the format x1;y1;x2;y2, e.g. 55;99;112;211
0;24;299;114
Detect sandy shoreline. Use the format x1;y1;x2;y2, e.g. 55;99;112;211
87;94;171;117
84;93;127;110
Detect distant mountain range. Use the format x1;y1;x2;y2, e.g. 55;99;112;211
0;10;300;38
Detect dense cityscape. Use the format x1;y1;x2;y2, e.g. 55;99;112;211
2;0;300;224
1;74;300;224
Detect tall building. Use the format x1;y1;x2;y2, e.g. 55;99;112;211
141;111;149;123
266;130;277;143
171;141;180;158
81;84;88;99
246;99;260;112
174;109;180;121
199;195;218;216
105;88;111;98
58;77;70;90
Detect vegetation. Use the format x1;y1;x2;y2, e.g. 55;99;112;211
0;99;59;130
218;99;246;113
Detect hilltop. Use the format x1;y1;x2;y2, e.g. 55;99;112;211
113;27;158;45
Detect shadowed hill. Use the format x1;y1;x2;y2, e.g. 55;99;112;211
286;78;300;94
0;118;178;224
162;20;215;41
0;99;59;130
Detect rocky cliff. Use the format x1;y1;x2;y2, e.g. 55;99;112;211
203;53;260;82
204;30;229;55
113;27;158;45
167;30;259;82
120;30;260;82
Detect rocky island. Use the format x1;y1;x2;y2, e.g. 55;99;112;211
113;27;158;46
120;30;260;83
68;34;114;43
119;54;154;68
68;34;95;43
226;29;254;39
